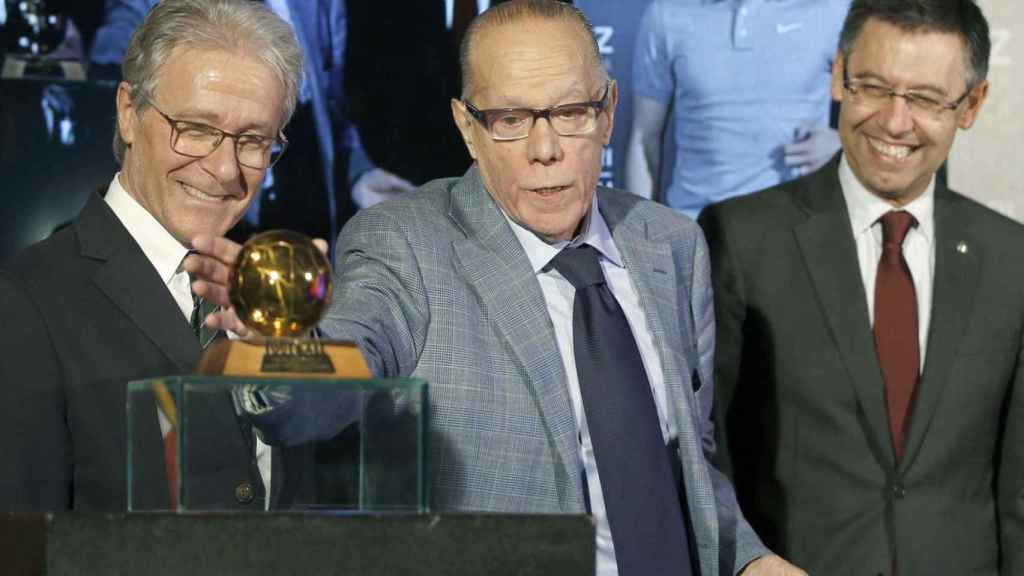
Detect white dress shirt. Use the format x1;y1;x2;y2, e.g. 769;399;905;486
505;196;673;576
444;0;491;29
105;175;273;506
839;155;935;367
105;174;193;318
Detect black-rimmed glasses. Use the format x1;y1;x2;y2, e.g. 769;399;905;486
842;64;971;117
463;81;612;141
149;102;287;169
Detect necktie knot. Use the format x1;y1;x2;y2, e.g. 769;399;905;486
548;245;605;289
878;210;917;247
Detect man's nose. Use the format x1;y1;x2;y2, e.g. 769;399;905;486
200;136;244;186
877;94;916;137
526;117;564;165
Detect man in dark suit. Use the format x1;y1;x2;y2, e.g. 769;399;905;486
699;1;1023;574
0;0;302;511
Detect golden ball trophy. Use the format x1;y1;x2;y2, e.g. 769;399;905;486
195;230;369;378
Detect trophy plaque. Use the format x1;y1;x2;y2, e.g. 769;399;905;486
196;230;370;378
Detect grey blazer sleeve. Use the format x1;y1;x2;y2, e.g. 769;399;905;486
319;206;430;379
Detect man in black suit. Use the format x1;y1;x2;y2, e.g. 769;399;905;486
0;0;302;511
699;1;1023;574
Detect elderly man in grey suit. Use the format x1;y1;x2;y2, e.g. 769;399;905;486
699;1;1023;574
191;1;803;574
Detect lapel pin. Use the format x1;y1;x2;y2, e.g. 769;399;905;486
956;241;968;254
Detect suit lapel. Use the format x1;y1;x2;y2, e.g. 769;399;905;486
792;162;895;468
602;193;720;573
448;167;583;508
601;194;696;443
900;187;979;471
77;194;200;373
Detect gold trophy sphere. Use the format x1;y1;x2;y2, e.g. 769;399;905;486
229;230;332;338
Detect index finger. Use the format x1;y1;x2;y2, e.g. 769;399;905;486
191;235;243;266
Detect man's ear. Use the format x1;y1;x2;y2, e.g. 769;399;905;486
830;50;845;102
116;81;139;147
601;79;619;146
958;79;989;130
451;98;478;159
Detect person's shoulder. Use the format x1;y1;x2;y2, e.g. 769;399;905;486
945;188;1024;241
3;224;80;279
339;175;463;249
600;186;693;225
0;224;82;303
702;177;805;224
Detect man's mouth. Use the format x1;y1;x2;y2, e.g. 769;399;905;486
180;181;227;202
530;185;570;196
867;136;917;162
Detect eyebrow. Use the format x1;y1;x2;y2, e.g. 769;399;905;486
163;107;276;136
848;71;951;97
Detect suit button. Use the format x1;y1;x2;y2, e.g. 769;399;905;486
891;484;906;499
235;481;255;504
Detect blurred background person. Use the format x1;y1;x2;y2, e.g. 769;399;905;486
626;0;850;218
342;0;511;207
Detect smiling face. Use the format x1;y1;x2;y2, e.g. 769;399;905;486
451;18;616;242
833;18;987;206
117;46;284;247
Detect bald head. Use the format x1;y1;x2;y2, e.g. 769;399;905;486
459;0;606;99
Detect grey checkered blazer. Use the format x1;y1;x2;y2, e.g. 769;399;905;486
320;166;768;575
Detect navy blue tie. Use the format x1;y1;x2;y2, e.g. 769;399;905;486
549;245;696;576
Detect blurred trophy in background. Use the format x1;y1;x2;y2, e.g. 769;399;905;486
2;0;86;80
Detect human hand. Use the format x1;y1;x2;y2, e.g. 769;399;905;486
351;168;415;209
741;554;808;576
783;124;841;177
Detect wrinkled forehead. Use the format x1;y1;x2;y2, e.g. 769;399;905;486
468;19;602;106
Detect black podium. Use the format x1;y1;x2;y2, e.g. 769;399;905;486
1;513;593;575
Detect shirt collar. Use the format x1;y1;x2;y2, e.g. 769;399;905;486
104;173;191;285
839;154;935;243
503;193;624;275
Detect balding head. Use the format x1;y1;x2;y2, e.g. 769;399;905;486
460;0;606;100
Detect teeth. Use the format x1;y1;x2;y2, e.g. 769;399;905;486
868;137;912;160
180;182;219;201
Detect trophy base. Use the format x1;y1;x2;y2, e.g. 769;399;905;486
2;55;86;81
196;338;371;379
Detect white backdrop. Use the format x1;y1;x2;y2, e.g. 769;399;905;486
948;1;1022;222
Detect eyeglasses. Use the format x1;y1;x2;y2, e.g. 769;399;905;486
463;81;612;141
149;102;287;169
842;65;971;118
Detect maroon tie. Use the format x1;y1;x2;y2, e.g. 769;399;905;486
873;211;919;460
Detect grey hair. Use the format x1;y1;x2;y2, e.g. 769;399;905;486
838;0;990;89
113;0;303;163
459;0;607;99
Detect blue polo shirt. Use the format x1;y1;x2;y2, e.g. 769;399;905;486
634;0;849;217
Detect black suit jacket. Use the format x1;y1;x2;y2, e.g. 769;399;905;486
0;193;264;511
699;156;1024;575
